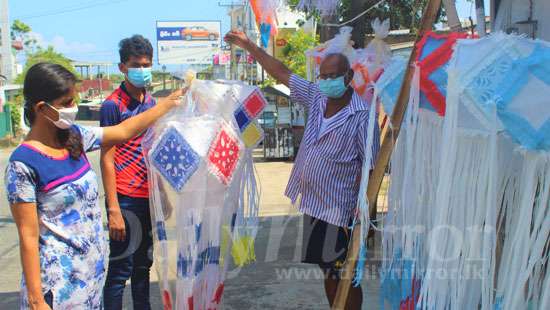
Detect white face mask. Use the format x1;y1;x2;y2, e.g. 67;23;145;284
45;103;79;129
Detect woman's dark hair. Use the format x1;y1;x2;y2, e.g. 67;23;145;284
23;62;83;159
119;35;153;63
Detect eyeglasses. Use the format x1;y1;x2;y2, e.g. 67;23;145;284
317;73;345;80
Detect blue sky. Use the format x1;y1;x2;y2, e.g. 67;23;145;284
9;0;232;72
8;0;489;72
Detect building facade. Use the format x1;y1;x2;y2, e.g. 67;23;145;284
0;0;15;83
492;0;550;40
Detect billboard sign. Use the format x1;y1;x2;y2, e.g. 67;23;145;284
213;51;231;65
274;28;295;61
157;21;221;65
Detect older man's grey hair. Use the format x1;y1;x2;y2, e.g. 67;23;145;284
323;53;351;72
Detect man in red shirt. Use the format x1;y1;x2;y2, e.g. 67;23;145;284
100;35;155;310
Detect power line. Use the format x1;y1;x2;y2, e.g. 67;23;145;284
21;0;105;14
17;0;126;19
15;0;129;20
319;0;386;27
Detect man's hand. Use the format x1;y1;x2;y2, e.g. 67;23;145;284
224;30;252;50
108;208;126;241
225;29;291;86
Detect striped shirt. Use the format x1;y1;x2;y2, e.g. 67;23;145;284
100;82;156;198
285;74;380;227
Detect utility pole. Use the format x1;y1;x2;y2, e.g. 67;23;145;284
97;65;103;101
1;0;14;83
162;65;167;90
320;14;338;43
241;1;248;83
475;0;487;37
219;1;245;80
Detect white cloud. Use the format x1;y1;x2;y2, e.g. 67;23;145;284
50;35;97;55
27;32;97;56
17;32;117;64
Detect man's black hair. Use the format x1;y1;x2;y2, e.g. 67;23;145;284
119;34;153;63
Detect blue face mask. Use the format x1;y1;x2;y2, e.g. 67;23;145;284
318;75;349;98
127;67;152;88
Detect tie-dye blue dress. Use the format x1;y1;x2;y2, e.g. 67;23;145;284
5;125;108;309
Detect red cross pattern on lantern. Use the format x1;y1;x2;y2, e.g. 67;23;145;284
207;124;242;185
415;31;471;116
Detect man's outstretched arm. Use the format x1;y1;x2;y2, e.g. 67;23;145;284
224;30;292;86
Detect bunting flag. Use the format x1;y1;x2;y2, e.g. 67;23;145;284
306;23;391;100
250;0;280;48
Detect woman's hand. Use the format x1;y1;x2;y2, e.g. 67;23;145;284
157;87;188;108
10;202;47;310
103;86;189;146
28;293;51;310
29;300;52;310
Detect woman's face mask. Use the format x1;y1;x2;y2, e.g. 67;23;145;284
44;103;78;130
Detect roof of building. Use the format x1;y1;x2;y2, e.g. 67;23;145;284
263;84;290;98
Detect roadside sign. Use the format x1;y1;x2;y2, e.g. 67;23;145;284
156;21;221;65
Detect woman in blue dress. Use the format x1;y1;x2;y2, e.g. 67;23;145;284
4;63;184;309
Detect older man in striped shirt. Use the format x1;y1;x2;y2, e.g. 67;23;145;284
225;30;380;309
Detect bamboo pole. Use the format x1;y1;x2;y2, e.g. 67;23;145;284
331;0;443;309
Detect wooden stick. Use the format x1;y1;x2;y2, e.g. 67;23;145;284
331;1;443;309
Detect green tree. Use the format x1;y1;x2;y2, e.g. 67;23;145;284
9;43;78;134
6;98;23;134
340;0;447;34
288;0;446;45
281;30;319;79
16;46;77;84
11;19;38;52
109;73;126;84
259;77;276;89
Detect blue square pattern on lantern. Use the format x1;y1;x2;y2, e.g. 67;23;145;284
377;56;407;116
234;107;252;131
151;127;200;191
467;43;550;150
156;221;167;241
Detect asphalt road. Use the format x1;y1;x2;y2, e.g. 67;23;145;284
0;121;381;309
